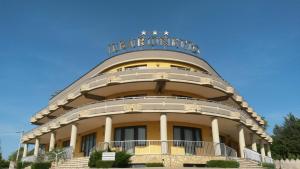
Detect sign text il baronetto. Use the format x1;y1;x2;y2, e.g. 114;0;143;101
108;31;200;56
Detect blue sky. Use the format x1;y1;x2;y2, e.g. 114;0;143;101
0;0;300;159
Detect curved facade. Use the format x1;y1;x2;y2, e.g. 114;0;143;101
21;50;273;166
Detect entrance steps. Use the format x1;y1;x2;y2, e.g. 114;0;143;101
51;157;89;169
236;158;264;169
51;156;265;169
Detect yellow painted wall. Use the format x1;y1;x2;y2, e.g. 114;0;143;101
69;120;237;157
103;60;207;73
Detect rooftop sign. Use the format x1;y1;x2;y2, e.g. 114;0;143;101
108;31;200;56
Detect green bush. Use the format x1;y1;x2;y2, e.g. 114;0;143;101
112;151;132;168
89;150;132;168
262;162;275;169
145;163;164;167
88;150;103;167
31;162;51;169
96;160;114;168
206;160;239;168
16;161;32;169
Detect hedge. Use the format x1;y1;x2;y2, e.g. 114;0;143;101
262;162;275;169
145;163;164;167
16;161;32;169
206;160;239;168
89;150;132;168
31;162;51;169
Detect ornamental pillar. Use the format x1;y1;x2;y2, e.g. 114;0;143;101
160;113;168;154
250;134;257;152
211;117;221;155
49;132;56;151
70;124;78;152
34;138;40;156
22;143;28;158
104;116;112;150
260;140;266;157
238;126;246;158
267;144;272;158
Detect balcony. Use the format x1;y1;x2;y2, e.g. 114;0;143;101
94;140;237;157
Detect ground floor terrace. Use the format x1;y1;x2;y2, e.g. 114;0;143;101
22;112;273;165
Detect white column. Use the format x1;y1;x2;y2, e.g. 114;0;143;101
22;143;28;158
49;132;56;151
267;144;272;158
238;126;246;158
251;134;257;152
34;138;40;156
160;113;168;154
70;124;78;152
260;140;266;157
211;117;221;155
104;116;112;150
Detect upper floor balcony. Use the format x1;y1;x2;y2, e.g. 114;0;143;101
30;67;265;127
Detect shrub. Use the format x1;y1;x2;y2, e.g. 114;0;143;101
112;151;132;168
145;163;164;167
89;150;132;168
89;150;103;167
96;160;114;168
16;161;32;169
262;162;275;169
31;162;51;169
206;160;239;168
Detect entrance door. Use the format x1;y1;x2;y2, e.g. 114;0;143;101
114;126;146;154
173;126;202;155
81;133;96;156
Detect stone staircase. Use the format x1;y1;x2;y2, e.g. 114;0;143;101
50;156;264;169
236;158;264;169
51;157;89;169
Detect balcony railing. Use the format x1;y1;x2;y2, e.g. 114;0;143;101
244;148;273;163
21;146;73;163
92;140;237;158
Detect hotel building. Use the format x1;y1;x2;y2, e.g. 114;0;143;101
21;32;273;167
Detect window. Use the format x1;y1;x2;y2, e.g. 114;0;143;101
124;64;147;70
114;126;146;141
81;133;96;156
171;65;191;71
173;126;202;141
62;140;70;148
114;126;146;147
173;126;202;154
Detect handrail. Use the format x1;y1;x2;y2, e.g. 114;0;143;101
244;148;262;162
91;140;237;158
24;96;245;136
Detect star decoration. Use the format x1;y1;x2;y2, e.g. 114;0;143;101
141;30;146;36
164;31;169;36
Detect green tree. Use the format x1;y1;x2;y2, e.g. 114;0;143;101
271;113;300;160
0;152;9;168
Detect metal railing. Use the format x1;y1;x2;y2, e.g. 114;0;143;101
263;156;273;163
24;96;244;136
22;146;73;163
244;148;273;163
92;140;237;158
244;148;262;162
21;155;37;162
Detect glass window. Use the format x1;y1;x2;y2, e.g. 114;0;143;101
173;126;202;141
124;64;147;71
114;126;146;141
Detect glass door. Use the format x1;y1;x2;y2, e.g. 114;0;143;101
81;133;96;156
